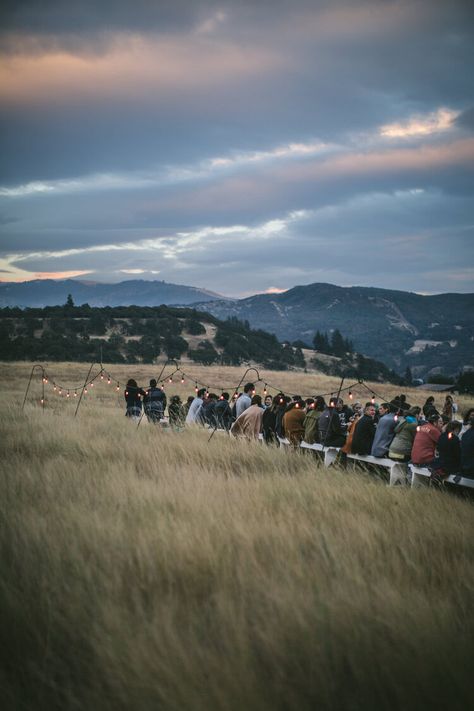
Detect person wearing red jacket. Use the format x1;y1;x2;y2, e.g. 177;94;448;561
411;414;442;466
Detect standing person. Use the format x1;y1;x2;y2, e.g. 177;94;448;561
143;378;167;423
263;394;273;409
351;404;377;455
411;413;442;466
214;393;233;430
168;395;185;429
235;383;255;418
283;400;306;447
230;395;263;440
262;394;282;444
185;388;206;424
371;403;397;458
442;395;457;421
124;378;145;420
199;393;219;426
422;396;439;420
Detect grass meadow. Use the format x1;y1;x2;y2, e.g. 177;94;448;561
1;361;473;711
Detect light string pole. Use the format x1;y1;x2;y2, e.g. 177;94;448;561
22;364;47;411
74;362;101;417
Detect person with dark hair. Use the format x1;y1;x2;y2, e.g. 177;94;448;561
388;407;421;462
124;378;145;420
199;393;219;426
335;398;352;433
214;392;233;430
460;411;474;478
461;408;474;436
318;400;346;447
430;421;462;479
442;395;457;421
275;394;290;438
143;378;167;423
235;382;255;418
185;388;206;424
168;395;185;429
283;399;306;447
422;396;439;420
183;395;195;417
231;394;263;439
263;394;273;409
262;394;281;444
303;408;317;444
371;403;397;458
411;413;442;466
351;404;377;455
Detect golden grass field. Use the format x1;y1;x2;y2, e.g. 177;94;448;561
1;360;473;711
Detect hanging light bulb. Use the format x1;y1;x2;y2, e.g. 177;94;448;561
53;384;57;391
84;388;88;395
74;390;77;397
40;398;44;405
169;376;173;383
371;396;375;404
181;376;185;384
90;382;94;388
100;373;104;380
263;384;267;395
58;388;62;395
116;384;120;391
66;391;70;398
107;377;111;384
349;391;353;400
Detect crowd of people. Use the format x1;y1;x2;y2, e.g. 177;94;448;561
124;379;474;481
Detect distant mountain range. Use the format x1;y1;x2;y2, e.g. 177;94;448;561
0;279;223;308
194;283;474;378
1;278;473;377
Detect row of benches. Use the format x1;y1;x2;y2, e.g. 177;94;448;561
274;436;474;490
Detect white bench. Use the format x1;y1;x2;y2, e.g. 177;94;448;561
346;453;407;486
300;441;340;466
408;464;474;490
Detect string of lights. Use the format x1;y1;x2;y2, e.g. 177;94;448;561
24;360;399;412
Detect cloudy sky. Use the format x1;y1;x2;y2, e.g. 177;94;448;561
0;0;473;297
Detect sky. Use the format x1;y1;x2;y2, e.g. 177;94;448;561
0;0;473;297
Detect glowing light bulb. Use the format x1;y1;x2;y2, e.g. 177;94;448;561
100;374;104;380
90;382;94;388
371;397;375;404
107;378;111;384
169;377;173;383
84;388;88;395
74;391;77;397
66;391;70;398
181;377;185;384
349;391;353;400
116;385;120;391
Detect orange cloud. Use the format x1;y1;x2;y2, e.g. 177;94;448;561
0;34;283;106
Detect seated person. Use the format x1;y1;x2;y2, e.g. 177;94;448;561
318;401;346;447
303;402;322;444
371;403;397;458
431;421;462;477
388;407;420;462
411;413;442;466
283;400;306;447
230;395;263;440
351;403;377;455
461;412;474;478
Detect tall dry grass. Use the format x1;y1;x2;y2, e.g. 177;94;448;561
1;362;473;710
